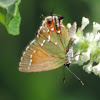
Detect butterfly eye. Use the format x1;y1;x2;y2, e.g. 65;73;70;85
46;19;53;27
47;20;52;24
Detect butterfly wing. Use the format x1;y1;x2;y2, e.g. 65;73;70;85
36;16;69;58
19;15;70;72
19;39;65;72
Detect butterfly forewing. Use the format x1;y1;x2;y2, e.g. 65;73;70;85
37;30;65;58
36;15;69;58
60;26;69;48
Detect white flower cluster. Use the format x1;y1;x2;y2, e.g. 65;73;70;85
67;17;100;77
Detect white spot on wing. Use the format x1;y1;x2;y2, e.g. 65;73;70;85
37;34;39;38
19;62;21;65
33;50;36;53
42;20;46;26
43;40;45;43
55;16;59;27
28;66;30;70
30;40;35;45
29;63;31;66
60;20;63;24
60;24;64;27
57;30;61;34
23;51;26;56
26;46;30;50
54;42;57;45
30;59;32;63
51;27;54;31
39;26;42;31
38;29;40;34
30;54;32;58
40;43;44;46
46;16;52;19
21;57;23;61
38;26;43;34
47;35;51;42
43;30;46;32
47;28;49;33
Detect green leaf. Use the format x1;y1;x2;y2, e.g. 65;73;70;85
0;0;21;35
7;9;21;35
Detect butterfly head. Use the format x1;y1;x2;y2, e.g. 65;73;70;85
40;15;64;35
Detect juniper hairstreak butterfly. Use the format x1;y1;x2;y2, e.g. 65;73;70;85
19;14;76;72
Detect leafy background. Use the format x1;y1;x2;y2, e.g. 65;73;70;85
0;0;100;100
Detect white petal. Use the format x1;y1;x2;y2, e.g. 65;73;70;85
74;51;80;61
94;32;100;41
81;49;91;62
92;63;100;76
81;17;89;30
92;22;100;33
73;34;79;44
67;47;73;63
83;60;93;74
86;33;94;42
67;23;71;29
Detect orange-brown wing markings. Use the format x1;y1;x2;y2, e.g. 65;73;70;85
19;45;65;72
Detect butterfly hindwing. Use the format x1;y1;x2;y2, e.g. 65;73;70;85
19;39;65;72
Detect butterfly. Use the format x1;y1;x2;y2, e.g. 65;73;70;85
19;14;77;72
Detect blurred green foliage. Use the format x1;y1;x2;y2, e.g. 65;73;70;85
0;0;100;100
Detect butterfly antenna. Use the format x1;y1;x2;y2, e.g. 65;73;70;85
40;14;44;20
50;9;55;15
66;66;84;85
